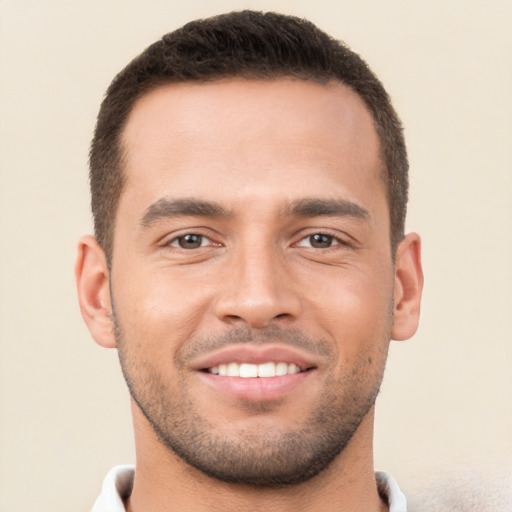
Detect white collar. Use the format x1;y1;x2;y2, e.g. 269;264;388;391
92;465;407;511
376;471;408;512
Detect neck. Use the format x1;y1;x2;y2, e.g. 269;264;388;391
126;403;387;512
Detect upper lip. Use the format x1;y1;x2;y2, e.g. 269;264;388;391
191;344;321;372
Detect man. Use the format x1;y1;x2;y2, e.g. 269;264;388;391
75;10;423;512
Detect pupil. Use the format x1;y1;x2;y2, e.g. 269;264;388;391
179;234;202;249
311;234;332;248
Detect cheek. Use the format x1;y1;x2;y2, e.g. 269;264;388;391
298;264;394;354
111;266;211;353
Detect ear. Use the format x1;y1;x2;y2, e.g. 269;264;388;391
391;232;424;341
75;235;117;348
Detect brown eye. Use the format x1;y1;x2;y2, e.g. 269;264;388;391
172;234;205;249
309;234;334;248
296;233;342;249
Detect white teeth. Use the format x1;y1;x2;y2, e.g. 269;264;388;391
288;363;300;374
211;362;305;378
239;363;258;377
227;362;239;377
275;362;288;376
257;362;276;377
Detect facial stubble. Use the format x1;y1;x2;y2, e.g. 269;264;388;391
113;310;390;487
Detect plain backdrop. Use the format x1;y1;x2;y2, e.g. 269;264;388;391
1;1;511;511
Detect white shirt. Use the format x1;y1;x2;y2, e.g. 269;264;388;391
91;465;408;511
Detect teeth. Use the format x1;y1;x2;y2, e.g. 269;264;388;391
288;363;301;374
275;362;288;376
258;362;276;377
227;362;239;377
239;363;258;378
211;362;305;378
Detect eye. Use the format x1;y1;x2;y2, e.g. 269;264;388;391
169;233;210;249
297;233;340;249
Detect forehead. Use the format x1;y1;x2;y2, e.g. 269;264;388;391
119;78;384;218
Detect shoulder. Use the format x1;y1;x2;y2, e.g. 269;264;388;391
406;463;512;512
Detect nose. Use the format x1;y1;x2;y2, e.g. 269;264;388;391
214;243;302;328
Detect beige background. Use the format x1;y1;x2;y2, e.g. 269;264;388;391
1;1;511;511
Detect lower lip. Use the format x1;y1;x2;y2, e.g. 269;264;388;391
198;370;313;401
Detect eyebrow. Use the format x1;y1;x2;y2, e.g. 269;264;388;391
284;198;369;220
140;196;369;228
140;198;232;227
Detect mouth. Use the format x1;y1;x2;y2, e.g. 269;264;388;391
193;345;319;401
203;361;312;377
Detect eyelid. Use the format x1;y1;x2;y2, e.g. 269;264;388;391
294;229;351;248
296;235;340;248
168;234;212;248
158;228;222;249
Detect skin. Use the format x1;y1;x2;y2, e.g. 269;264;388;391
76;79;423;511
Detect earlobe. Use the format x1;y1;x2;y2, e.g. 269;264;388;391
391;232;424;341
75;235;117;348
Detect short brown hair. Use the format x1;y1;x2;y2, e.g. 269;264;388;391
90;10;408;262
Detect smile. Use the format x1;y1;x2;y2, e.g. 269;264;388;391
193;344;321;401
206;362;305;378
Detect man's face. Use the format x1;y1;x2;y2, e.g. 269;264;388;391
111;79;396;485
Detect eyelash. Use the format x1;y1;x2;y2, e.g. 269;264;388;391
167;232;217;250
163;230;349;251
295;231;350;250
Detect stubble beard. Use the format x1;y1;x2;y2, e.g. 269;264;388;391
114;315;390;487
